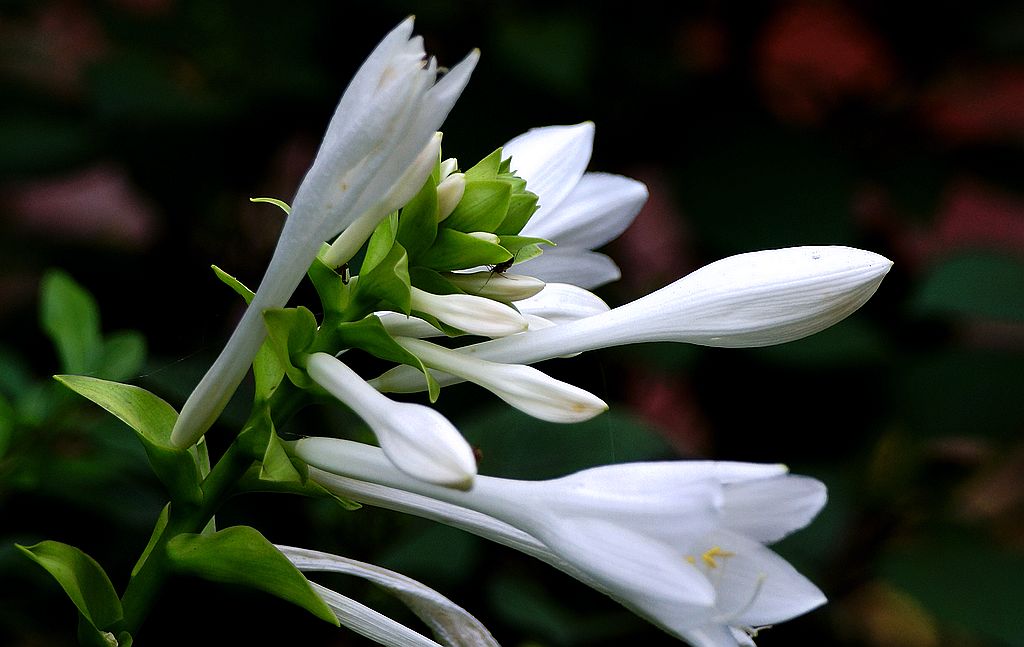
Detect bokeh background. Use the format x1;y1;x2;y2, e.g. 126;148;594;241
2;1;1023;645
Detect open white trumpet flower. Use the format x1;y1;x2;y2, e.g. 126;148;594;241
295;439;828;647
170;18;478;448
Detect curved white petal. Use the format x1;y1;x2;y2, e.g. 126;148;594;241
308;581;442;647
513;282;610;324
520;172;648;250
722;475;827;543
502;122;594;219
515;248;622;289
279;545;500;647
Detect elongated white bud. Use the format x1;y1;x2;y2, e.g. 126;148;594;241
377;337;607;423
444;272;546;302
436;172;465;221
410;286;528;337
305;352;476;488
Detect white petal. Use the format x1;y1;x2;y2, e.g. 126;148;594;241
722;475;827;543
307;581;442;647
279;545;500;647
704;530;827;626
515;248;622;289
513;282;610;324
680;624;745;647
502;123;594;219
411;287;528;337
520;172;647;249
375;311;445;338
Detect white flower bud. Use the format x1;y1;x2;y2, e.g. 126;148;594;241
377;337;608;423
436;172;465;221
444;271;546;302
410;286;528;337
304;352;476;489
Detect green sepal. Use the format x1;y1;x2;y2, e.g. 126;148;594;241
307;255;351;319
259;428;305;484
362;212;399;274
417;228;513;272
54;375;202;504
166;526;338;626
351;243;412;315
442;180;512;233
212;265;255;304
495;192;540;235
40;270;103;374
333;316;441;401
263;307;319;388
249;196;292;215
396;176;439;261
253;341;287;404
409;266;462;296
131;504;170;578
498;235;555;264
463;148;503;181
17;540;122;633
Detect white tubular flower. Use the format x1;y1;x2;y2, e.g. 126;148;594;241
435;172;465;221
375;311;445;339
410;286;528;337
377;337;608;423
502;122;649;289
513;282;611;324
295;439;828;647
443;271;546;302
170;19;478;448
305;352;476;488
278;545;499;647
373;246;892;393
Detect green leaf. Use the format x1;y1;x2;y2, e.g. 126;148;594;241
417;229;512;272
495;192;540;235
166;526;338;626
396;177;440;261
352;243;412;315
259;429;305;484
263;307;319;388
497;235;554;264
212;265;255;304
463;148;502;181
252;341;287;404
912;252;1024;322
249;196;292;215
362;212;399;274
54;375;202;503
334;316;441;401
98;331;147;382
442;180;512;233
17;541;122;631
40;270;103;373
131;505;170;577
307;256;351;318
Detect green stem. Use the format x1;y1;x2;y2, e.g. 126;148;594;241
116;432;259;636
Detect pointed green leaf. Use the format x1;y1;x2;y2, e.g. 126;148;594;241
362;212;399;274
18;541;122;631
131;504;170;577
497;235;554;264
396;177;439;261
463;148;502;181
495;192;540;235
442;180;512;233
211;265;255;304
263;307;319;388
250;196;291;214
252;341;287;403
40;270;103;373
417;229;513;272
307;256;351;318
352;243;412;315
166;526;338;626
259;429;305;484
54;375;202;504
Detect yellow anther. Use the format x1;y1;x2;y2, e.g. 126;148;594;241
700;546;735;569
684;555;696;565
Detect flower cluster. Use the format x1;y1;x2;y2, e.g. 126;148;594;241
51;17;891;647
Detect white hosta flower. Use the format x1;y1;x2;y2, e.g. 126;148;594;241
305;352;476;488
373;246;892;393
171;19;478;448
278;545;499;647
503;122;649;289
410;286;528;337
444;271;546;302
513;282;611;324
295;439;828;647
378;337;608;423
